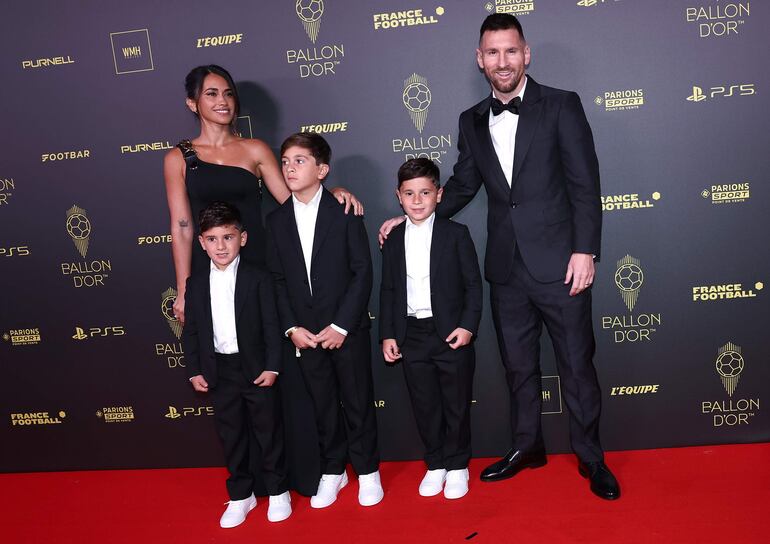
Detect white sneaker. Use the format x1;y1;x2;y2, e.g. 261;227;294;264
444;468;469;500
310;472;348;509
358;470;384;506
419;469;447;497
267;491;292;522
219;493;256;528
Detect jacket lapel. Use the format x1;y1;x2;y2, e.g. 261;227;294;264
428;218;446;285
511;76;544;188
473;96;511;194
310;189;336;267
233;261;253;321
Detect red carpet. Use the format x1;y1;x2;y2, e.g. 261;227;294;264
2;444;768;543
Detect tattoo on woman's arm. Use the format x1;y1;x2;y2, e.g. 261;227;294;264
178;219;189;228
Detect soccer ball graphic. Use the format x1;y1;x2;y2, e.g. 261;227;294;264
66;213;91;240
716;350;744;378
614;263;643;292
403;83;432;113
161;295;177;322
296;0;324;22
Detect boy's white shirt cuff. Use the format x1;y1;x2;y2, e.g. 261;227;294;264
330;323;348;336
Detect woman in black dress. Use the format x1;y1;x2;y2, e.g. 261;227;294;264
163;65;361;497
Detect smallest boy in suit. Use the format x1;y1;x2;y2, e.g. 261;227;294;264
380;158;483;499
182;201;291;527
267;132;383;509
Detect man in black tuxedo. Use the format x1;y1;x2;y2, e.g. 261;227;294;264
382;13;619;500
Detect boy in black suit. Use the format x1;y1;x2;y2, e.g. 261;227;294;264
182;201;291;526
266;132;382;509
380;158;482;499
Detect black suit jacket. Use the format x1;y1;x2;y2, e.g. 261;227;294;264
266;188;373;335
437;77;602;284
181;261;282;387
379;218;482;345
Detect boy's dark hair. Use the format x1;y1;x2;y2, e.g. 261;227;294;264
280;132;332;167
397;158;440;189
479;13;524;42
199;201;243;233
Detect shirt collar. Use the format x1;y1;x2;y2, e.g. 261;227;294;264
292;184;324;209
210;254;240;276
405;211;436;231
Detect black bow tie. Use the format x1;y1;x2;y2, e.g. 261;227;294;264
490;96;521;116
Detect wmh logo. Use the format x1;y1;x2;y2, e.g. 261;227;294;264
122;45;141;59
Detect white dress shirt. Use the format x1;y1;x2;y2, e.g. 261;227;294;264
292;185;324;294
291;185;347;336
210;255;239;354
488;76;528;186
405;212;435;319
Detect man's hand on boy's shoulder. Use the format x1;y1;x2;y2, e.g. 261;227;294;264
253;371;277;387
382;339;402;363
378;215;406;248
189;374;209;392
446;327;473;350
317;325;346;349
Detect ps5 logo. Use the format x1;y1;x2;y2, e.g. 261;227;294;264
687;83;755;102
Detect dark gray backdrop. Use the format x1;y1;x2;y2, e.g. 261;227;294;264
1;0;768;472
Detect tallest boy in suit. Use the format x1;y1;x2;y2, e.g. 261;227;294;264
382;13;619;500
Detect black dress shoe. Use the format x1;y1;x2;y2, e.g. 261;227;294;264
480;449;547;482
578;460;620;500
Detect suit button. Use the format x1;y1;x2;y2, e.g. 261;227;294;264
511;201;518;208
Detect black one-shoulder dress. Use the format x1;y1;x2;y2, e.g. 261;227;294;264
178;140;320;496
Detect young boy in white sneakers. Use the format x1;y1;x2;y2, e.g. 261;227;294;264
380;158;482;499
182;201;291;526
266;132;383;509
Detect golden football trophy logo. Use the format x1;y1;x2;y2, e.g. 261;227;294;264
66;205;91;258
296;0;324;43
72;326;88;340
687;86;707;102
715;342;744;397
615;255;643;312
161;287;182;339
403;73;432;133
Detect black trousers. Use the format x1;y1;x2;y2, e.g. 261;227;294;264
489;251;604;463
297;330;380;476
210;353;288;499
401;317;475;471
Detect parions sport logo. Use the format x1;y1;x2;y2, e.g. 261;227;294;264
701;342;760;428
484;0;535;15
600;255;662;344
3;328;41;346
686;2;750;38
701;182;750;204
391;73;453;165
594;89;644;112
286;1;345;78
